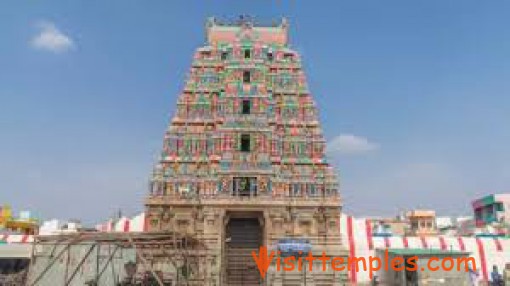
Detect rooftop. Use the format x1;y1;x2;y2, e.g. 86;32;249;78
206;16;289;45
472;193;510;208
406;210;436;218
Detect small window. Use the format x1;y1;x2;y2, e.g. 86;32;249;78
243;71;251;83
496;203;504;212
267;52;273;61
202;51;211;59
221;51;228;61
242;100;251;114
309;184;317;196
241;134;250;152
292;184;300;196
244;49;251;59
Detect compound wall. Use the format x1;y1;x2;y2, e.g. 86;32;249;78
339;215;510;284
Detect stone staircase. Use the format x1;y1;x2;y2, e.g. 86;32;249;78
226;248;261;285
226;218;262;286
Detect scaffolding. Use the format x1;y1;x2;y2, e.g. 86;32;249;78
26;232;206;286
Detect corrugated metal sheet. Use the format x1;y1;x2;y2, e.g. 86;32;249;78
28;241;136;285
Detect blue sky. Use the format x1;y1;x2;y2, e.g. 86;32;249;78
1;1;510;223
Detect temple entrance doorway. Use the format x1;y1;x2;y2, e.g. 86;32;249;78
225;212;264;285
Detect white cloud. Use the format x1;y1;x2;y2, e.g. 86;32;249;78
327;134;379;155
31;21;74;53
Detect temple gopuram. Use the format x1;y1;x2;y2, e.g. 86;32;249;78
145;17;347;285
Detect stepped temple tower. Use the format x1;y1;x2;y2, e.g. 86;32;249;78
145;17;347;285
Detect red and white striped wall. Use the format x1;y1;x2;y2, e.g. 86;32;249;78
95;212;147;233
0;213;148;244
339;214;510;284
0;234;33;244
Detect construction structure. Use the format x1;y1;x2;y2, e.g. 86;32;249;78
0;244;31;286
145;17;347;285
26;232;206;285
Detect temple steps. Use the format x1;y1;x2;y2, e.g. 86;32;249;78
226;248;261;285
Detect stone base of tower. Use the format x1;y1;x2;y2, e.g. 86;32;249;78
146;195;346;286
